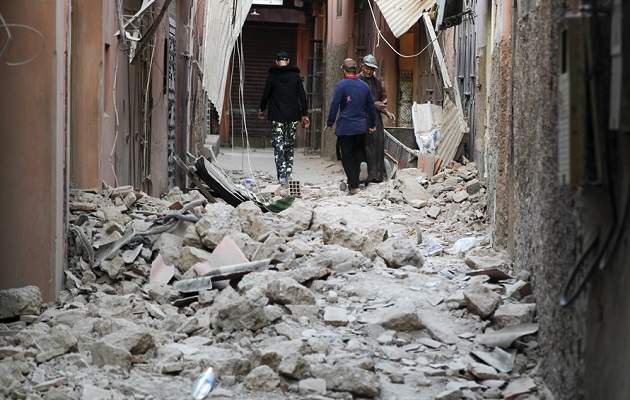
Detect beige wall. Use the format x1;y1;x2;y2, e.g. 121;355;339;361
0;0;67;302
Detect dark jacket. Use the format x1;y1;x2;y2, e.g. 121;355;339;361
326;76;376;136
259;65;308;123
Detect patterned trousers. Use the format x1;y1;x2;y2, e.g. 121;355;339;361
271;121;297;182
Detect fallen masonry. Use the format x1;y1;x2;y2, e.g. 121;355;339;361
0;161;546;399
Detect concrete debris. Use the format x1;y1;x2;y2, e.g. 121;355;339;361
0;163;545;400
0;286;42;320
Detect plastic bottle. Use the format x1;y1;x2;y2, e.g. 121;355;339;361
191;367;216;399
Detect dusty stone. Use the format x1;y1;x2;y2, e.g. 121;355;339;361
0;286;43;319
375;238;424;268
279;199;314;230
211;287;268;332
99;255;125;279
464;283;502;319
452;191;470;203
278;351;312;379
152;233;183;266
324;306;348;326
196;203;242;249
244;365;280;391
366;301;423;332
89;341;132;367
322;223;375;258
266;276;316;305
299;378;327;395
311;362;380;398
426;206;441;219
178;246;213;273
467;361;500;380
144;283;179;305
493;303;536;328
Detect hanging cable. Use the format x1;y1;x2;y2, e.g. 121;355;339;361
0;13;45;66
365;1;441;58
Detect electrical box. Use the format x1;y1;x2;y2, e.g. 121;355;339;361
557;15;589;186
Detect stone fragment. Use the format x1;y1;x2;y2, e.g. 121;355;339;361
0;286;42;319
426;206;441;219
244;365;280;392
493;303;536;328
311;362;380;398
503;376;537;399
210;287;268;332
278;352;311;379
366;301;423;332
178;246;214;273
375;238;424;269
90;341;132;367
152;233;183;266
324;306;348;327
464;283;501;318
299;378;327;395
452;191;470;203
266;277;316;305
99;255;125;279
322;223;375;258
279;199;314;230
467;361;500;380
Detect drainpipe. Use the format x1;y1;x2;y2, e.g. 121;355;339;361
507;0;516;256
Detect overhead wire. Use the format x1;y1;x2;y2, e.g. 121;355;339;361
0;13;45;66
365;0;441;58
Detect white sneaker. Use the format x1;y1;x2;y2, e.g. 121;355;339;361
359;162;368;182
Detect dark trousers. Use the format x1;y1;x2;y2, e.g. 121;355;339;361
365;114;385;182
337;134;367;189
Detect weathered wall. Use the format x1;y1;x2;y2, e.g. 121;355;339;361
495;0;586;397
0;0;66;301
70;0;104;189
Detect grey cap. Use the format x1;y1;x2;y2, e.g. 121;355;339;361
362;54;378;69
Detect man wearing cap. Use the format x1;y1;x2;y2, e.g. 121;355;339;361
325;58;377;195
258;51;310;185
359;54;395;183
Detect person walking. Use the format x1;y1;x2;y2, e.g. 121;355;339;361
325;58;376;195
258;51;310;185
358;54;395;183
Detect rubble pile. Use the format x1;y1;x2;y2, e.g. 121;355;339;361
0;162;545;400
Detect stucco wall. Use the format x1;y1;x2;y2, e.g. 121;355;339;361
0;0;66;301
501;0;586;397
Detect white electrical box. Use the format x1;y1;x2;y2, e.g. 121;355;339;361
557;15;588;186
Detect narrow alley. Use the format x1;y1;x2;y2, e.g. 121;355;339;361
2;1;630;399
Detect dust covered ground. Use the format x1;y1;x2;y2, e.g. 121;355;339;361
0;149;546;399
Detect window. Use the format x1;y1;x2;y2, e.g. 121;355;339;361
337;0;342;17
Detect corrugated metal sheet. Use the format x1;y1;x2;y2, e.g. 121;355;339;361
438;89;468;164
201;0;253;122
374;0;436;38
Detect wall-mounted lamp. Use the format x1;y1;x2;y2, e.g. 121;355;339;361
250;8;260;16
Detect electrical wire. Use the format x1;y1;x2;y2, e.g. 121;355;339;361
0;13;45;66
366;0;441;58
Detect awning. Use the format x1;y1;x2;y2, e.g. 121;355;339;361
201;0;253;122
374;0;436;38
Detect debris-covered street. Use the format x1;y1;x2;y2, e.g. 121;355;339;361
0;153;544;399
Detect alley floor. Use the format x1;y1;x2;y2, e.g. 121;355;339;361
0;149;545;399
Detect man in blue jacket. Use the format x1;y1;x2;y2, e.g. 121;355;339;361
326;58;376;195
259;51;310;185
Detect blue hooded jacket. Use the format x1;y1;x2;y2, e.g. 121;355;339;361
326;76;376;136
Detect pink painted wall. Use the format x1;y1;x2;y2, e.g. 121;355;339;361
0;0;67;301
